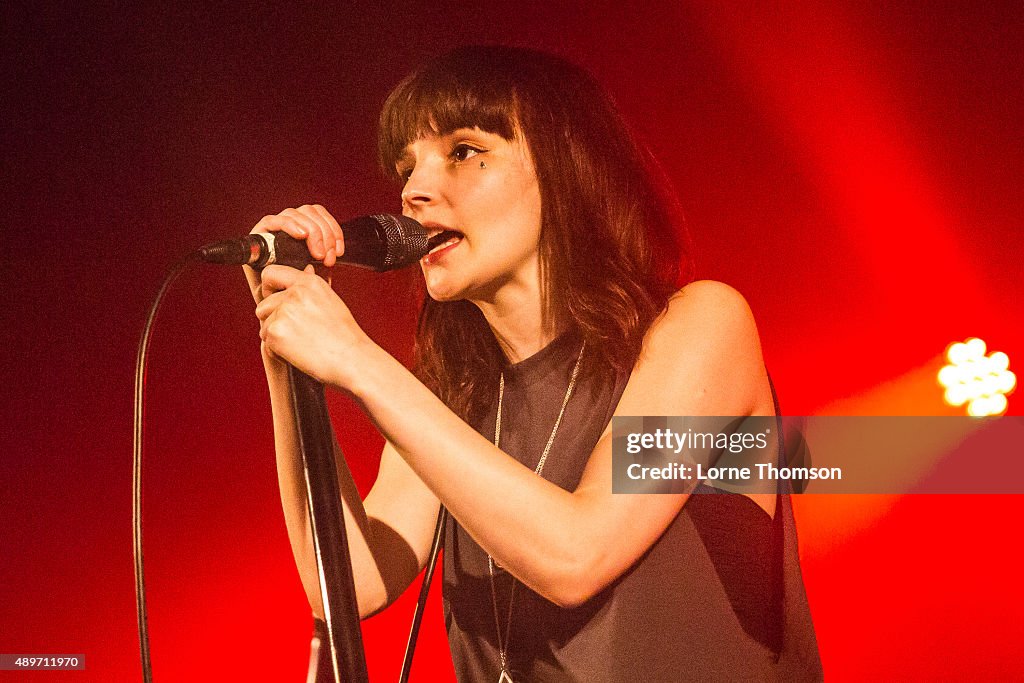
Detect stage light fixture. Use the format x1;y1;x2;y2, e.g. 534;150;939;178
938;338;1016;416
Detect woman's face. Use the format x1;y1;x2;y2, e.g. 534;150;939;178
398;127;543;303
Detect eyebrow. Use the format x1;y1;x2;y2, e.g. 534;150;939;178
395;128;503;168
403;127;493;150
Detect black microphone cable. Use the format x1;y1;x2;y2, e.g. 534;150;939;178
133;250;202;683
399;506;448;683
133;217;435;681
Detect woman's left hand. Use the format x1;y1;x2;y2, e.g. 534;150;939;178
255;263;371;389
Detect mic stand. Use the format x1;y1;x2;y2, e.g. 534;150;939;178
288;366;369;683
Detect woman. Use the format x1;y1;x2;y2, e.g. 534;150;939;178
246;46;821;681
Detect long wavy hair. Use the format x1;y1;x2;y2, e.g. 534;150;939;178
379;46;691;424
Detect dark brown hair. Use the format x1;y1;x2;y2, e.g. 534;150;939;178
379;46;691;424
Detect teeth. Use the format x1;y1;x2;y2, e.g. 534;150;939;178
428;236;461;255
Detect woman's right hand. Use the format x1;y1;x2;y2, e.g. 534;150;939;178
243;204;346;304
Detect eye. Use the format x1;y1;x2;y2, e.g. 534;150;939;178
396;165;413;182
451;143;485;163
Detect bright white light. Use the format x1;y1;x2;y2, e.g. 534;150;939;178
937;365;961;387
945;385;970;407
947;342;969;365
990;352;1010;372
965;337;987;359
938;338;1015;416
997;372;1017;394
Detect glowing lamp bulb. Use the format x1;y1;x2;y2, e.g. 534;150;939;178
939;338;1015;416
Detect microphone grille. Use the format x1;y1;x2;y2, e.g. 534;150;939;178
372;214;428;270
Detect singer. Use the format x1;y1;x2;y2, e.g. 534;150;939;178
245;47;821;681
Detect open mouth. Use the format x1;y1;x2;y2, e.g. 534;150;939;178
425;229;464;256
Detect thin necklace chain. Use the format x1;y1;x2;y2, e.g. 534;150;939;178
488;342;585;681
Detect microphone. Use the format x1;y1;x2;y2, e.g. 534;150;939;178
199;214;430;272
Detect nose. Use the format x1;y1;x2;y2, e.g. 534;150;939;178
400;162;440;210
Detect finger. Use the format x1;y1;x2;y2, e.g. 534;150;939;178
254;291;284;321
282;208;328;261
298;205;337;267
295;204;331;247
311;204;345;258
260;277;279;302
252;213;307;236
296;205;338;267
252;213;310;242
296;204;331;236
259;315;274;342
259;264;304;294
261;342;280;361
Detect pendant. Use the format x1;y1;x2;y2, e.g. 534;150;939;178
498;669;514;683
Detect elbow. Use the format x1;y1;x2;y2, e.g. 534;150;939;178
547;585;595;610
357;592;388;620
538;549;609;609
352;561;390;619
298;542;389;622
547;572;607;609
311;576;388;622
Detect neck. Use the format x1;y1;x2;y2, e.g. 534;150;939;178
471;278;559;364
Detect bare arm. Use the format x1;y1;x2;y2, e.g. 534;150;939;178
247;205;440;620
261;345;441;620
252;208;772;610
285;279;772;608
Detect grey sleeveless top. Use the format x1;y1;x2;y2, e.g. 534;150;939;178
442;332;822;681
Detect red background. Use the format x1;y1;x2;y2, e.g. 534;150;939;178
3;1;1022;680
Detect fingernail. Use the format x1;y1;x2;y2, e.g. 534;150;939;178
335;239;343;253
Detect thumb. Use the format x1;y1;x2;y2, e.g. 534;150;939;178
308;261;332;285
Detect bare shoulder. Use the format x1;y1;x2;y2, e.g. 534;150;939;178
626;279;766;417
660;279;758;336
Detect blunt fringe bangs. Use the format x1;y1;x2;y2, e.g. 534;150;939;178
379;46;692;424
379;52;522;178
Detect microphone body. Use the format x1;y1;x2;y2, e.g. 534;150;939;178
200;214;429;272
